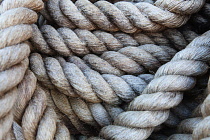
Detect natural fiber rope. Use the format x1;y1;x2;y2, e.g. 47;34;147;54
191;77;210;140
30;24;199;56
0;0;44;139
45;0;205;33
11;70;71;140
99;30;210;140
29;51;196;136
163;74;209;139
82;44;176;75
30;53;155;104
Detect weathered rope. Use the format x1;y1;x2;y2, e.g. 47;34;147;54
99;30;210;140
29;52;196;136
82;44;176;75
45;0;205;33
12;70;71;140
0;0;44;139
30;24;199;56
164;75;209;139
191;76;210;140
30;53;154;104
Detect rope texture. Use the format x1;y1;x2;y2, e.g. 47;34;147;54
166;76;209;140
0;0;44;139
30;24;199;56
29;41;181;104
45;0;205;33
191;77;210;140
30;53;155;104
11;70;71;140
99;30;210;140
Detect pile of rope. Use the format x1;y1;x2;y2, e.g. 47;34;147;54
0;0;210;139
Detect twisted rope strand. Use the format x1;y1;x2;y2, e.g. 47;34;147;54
83;44;176;75
46;0;205;33
165;74;209;139
30;53;154;104
11;70;71;140
99;30;210;140
31;54;190;135
0;0;44;138
192;77;210;140
30;24;199;56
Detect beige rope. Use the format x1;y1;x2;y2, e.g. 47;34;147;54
100;30;210;140
29;52;193;136
192;77;210;140
165;74;209;139
82;44;176;75
45;0;205;33
30;51;167;104
30;24;199;56
0;0;44;139
11;70;71;140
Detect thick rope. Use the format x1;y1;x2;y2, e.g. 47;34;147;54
99;30;210;140
29;52;195;136
30;53;155;104
192;77;210;140
0;0;43;139
82;44;176;75
30;24;199;56
165;75;209;139
12;70;71;140
45;0;205;33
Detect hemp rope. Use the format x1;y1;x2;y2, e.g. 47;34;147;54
45;0;205;33
169;76;210;140
0;0;44;139
161;73;209;139
99;29;210;140
29;51;196;137
192;83;210;140
29;44;175;104
0;0;208;139
11;70;71;140
30;24;199;56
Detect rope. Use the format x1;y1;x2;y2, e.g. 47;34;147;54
11;70;71;140
45;0;205;33
82;44;176;75
192;76;210;140
0;0;43;139
29;51;197;137
30;47;179;104
164;75;209;139
99;30;210;140
30;24;199;56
